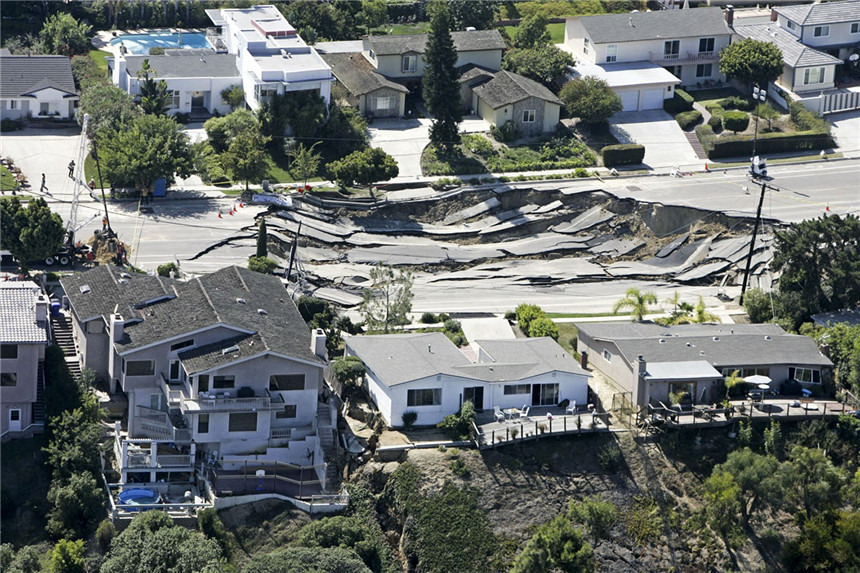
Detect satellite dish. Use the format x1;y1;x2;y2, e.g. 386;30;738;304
849;54;860;62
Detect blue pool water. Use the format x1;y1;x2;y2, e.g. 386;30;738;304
118;488;161;510
111;32;210;55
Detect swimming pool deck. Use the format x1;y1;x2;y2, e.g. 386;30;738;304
92;28;209;55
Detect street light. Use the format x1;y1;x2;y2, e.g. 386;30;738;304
751;84;767;159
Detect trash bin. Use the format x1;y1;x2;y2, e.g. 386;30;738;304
50;301;61;317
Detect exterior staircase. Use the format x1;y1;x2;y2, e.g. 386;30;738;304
51;310;82;379
33;362;46;424
317;399;342;492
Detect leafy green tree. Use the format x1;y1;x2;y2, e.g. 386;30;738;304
224;129;271;192
568;496;618;541
613;287;657;322
693;296;719;323
703;470;742;538
357;0;387;34
39;13;91;56
360;264;413;333
782;512;860;573
99;114;193;195
514;13;551;49
319;105;369;158
331;356;366;389
241;546;370;573
46;472;105;539
258;90;326;140
204;108;261;153
0;196;65;273
43;406;103;481
297;515;391;573
328;147;398;188
71;55;108;91
197;508;238;561
247;256;277;275
448;0;497;30
156;262;179;278
763;419;783;458
719;38;783;88
560;77;623;125
742;287;774;323
810;323;860;394
49;539;86;573
529;316;559;340
723;370;744;401
503;44;575;90
220;84;246;111
4;544;42;573
515;303;545;334
716;448;780;522
782;445;845;519
512;515;594;573
287;142;321;187
136;59;171;116
423;1;463;151
101;511;223;573
78;84;143;139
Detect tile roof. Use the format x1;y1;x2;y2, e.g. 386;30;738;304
61;266;321;365
472;70;562;108
0;55;77;99
735;23;843;67
577;7;731;44
322;52;408;96
0;282;49;344
775;0;860;26
366;29;505;56
123;52;239;79
576;322;833;369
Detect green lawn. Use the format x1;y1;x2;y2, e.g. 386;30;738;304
504;22;565;44
89;49;111;74
372;22;432;35
1;165;18;192
555;322;579;357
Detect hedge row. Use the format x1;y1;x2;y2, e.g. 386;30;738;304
663;89;695;114
675;110;703;130
722;110;750;133
697;125;834;159
602;144;646;167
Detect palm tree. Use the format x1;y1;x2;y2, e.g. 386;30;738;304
723;369;744;401
659;292;694;325
613;287;657;322
693;296;719;323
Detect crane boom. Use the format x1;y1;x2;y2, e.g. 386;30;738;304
67;113;90;246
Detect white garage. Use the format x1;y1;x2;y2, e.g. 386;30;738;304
570;61;680;112
619;90;640;112
641;88;666;110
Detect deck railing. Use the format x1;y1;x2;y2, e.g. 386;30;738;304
649;51;718;64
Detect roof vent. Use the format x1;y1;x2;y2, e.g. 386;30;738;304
686;342;691;347
713;336;720;342
236;298;246;304
659;339;666;343
118;278;128;284
700;350;705;355
257;308;267;315
120;272;131;279
221;345;240;355
764;335;772;341
80;285;91;294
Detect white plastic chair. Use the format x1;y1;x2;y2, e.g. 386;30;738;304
519;406;530;418
565;401;577;415
493;406;505;423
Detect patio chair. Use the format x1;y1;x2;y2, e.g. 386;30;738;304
565;401;577;415
519;406;530;418
494;406;505;423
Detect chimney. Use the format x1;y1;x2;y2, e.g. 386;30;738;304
110;313;125;343
770;8;778;22
637;355;647;378
725;5;734;28
35;294;48;324
311;328;326;359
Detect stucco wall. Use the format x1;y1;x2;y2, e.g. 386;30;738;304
366;86;405;118
0;342;42;435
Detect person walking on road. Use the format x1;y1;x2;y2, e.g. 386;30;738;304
40;173;46;192
68;160;75;178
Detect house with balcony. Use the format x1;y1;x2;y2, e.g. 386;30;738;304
0;53;79;121
0;282;49;438
61;265;334;493
563;7;733;110
574;322;833;409
345;333;590;428
110;5;331;116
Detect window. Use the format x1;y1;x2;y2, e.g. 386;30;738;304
786;20;797;31
276;405;297;419
664;40;680;58
369;49;376;60
407;388;441;407
696;63;713;78
229;412;257;432
0;344;17;359
789;367;821;384
522;109;535;123
170;339;194;352
668;382;695;402
254;83;279;104
698;37;715;54
168;90;180;109
40;102;50;115
10;410;20;422
126;360;154;376
813;25;830;37
804;67;825;85
1;373;17;387
534;383;558;406
602;349;612;363
744;367;770;378
605;44;617;63
9;100;17;110
269;374;305;391
198;374;209;393
504;384;530;395
402;54;417;73
169;360;182;381
375;96;392;111
583;37;590;54
213;375;235;389
198;414;209;434
852;22;860;34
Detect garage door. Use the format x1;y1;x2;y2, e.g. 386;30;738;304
641;89;665;110
619;91;639;112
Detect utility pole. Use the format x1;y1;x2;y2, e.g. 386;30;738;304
739;179;780;305
91;138;113;237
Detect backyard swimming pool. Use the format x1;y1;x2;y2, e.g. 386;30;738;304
110;32;210;55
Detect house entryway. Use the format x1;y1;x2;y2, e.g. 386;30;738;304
463;387;484;411
8;409;22;432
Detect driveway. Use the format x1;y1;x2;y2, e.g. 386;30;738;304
368;116;490;180
827;109;860;155
609;110;702;170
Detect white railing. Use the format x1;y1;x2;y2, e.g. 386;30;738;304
649;51;718;64
270;427;292;439
134;406;192;443
181;394;280;414
158;373;184;406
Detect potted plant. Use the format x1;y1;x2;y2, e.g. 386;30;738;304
510;427;519;439
537;423;547;434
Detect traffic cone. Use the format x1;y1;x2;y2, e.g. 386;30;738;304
217;211;222;218
239;202;244;208
229;209;234;215
705;162;709;172
826;205;830;211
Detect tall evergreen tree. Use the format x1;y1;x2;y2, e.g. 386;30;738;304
422;1;462;151
256;218;268;258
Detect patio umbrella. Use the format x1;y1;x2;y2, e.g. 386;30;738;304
744;374;772;388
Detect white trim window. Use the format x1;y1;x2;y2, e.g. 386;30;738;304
786;20;797;31
522;109;535;123
790;367;821;384
583;37;590;55
407;388;441;407
696;63;713;78
698;37;715;54
9;100;17;110
851;22;860;34
402;54;417;73
504;384;530;395
813;25;830;37
168;89;180;110
605;44;617;63
374;96;392;111
803;67;825;85
602;349;612;363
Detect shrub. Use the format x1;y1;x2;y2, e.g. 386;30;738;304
722;110;750;133
504;310;516;320
402;411;418;429
247;256;277;274
462;134;495;158
490;121;518;143
156;262;179;277
420;312;438;324
675;110;703;130
450;459;470;477
95;519;116;553
173;112;190;124
704;102;726;115
597;443;622;471
0;118;22;132
789;100;830;133
574;167;590;177
148;47;165;55
705;130;833;159
707;114;723;131
625;495;663;546
602;144;645;167
569;496;618;540
663;89;694;114
443;318;462;334
718;95;755;111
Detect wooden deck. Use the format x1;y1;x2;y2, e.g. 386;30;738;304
473;407;613;449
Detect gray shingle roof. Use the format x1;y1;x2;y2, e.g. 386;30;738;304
775;0;860;26
61;266;321;366
0;282;48;344
474;338;591;378
577;7;731;44
576;322;832;369
0;55;77;99
734;23;843;67
366;29;506;56
321;52;408;96
178;333;266;374
472;70;562;108
124;53;239;79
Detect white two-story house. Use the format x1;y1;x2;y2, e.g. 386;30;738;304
61;266;334;493
111;5;331;116
564;7;733;110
